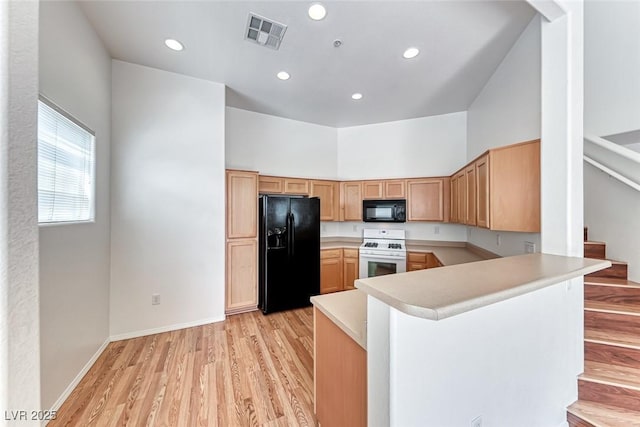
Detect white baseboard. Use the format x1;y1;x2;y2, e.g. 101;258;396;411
45;337;111;425
109;315;226;342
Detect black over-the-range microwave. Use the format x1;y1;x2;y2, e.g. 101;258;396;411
362;199;406;223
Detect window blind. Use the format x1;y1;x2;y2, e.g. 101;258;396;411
38;98;95;224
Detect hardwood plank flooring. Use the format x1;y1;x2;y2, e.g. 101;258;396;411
49;308;317;427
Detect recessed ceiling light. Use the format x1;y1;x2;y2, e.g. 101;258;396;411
351;93;363;100
277;71;290;80
403;47;420;59
308;3;327;20
164;39;184;51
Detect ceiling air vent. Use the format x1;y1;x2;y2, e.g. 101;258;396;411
245;13;287;50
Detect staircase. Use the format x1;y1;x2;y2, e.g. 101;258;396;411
567;228;640;426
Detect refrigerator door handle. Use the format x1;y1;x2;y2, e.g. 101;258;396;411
289;212;295;256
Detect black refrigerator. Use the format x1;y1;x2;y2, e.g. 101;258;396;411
259;195;320;314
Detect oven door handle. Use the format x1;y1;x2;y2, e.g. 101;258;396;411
360;254;405;261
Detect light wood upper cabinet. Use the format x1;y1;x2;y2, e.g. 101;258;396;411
320;249;343;294
226;170;258;239
450;175;459;223
456;170;466;225
488;140;540;232
476;155;490;228
362;181;384;199
342;249;359;290
384;180;406;199
258;175;284;194
340;181;363;221
226;239;258;313
283;177;309;195
465;165;477;226
407;178;448;222
311;180;339;221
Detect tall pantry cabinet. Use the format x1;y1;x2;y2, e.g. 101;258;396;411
225;170;259;314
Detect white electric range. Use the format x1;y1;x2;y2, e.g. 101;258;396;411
359;229;407;278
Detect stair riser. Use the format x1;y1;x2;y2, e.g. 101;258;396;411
584;243;606;260
586;263;629;280
585;342;640;370
567;412;594;427
585;311;640;335
585;285;640;304
578;379;640;412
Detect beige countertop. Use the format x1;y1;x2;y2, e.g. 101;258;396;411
355;253;610;321
320;237;361;249
311;290;367;350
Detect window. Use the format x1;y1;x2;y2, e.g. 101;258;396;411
37;97;95;224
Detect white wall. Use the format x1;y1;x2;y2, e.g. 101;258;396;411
387;281;581;426
38;1;112;410
466;16;541;256
337;112;467;180
585;165;640;282
110;61;226;338
0;0;41;419
226;107;338;179
584;0;640;137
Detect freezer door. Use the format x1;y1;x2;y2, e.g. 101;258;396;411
260;196;291;314
289;197;321;306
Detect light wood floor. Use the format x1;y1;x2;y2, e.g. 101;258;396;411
50;308;316;426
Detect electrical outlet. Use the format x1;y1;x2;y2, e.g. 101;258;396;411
496;233;501;246
152;294;160;305
471;416;482;427
434;226;440;235
525;241;536;253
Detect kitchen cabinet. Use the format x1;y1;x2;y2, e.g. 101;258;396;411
226;170;258;239
343;249;359;290
315;308;367;427
455;170;466;225
406;178;449;222
465;165;477;225
310;180;339;221
226;170;258;314
362;181;384;199
450;175;459;223
258;175;284;194
362;179;405;199
406;252;442;271
476;155;490;228
340;181;363;221
225;239;258;314
258;175;310;195
320;249;343;294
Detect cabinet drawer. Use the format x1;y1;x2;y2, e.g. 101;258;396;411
321;249;342;259
407;262;427;272
407;252;427;263
343;248;359;258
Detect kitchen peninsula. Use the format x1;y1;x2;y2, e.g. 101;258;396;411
311;254;610;427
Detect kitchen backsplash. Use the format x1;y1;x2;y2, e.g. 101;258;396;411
320;221;468;242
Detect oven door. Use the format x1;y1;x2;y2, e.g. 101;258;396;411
359;254;407;279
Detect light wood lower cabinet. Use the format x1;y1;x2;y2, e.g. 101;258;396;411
225;239;258;314
406;252;442;272
343;249;359;290
320;249;343;294
315;308;366;427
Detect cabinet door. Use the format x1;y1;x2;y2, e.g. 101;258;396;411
465;165;477;226
362;181;384;199
258;175;284;194
341;182;363;221
226;239;258;313
450;176;458;223
406;179;445;221
284;177;310;195
320;257;343;294
476;155;490;229
456;171;466;225
311;180;339;221
226;170;258;239
384;180;406;199
343;253;359;290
